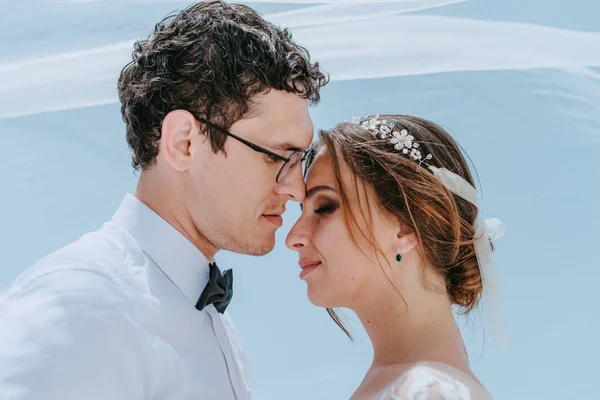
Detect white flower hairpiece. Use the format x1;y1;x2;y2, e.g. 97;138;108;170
350;114;433;165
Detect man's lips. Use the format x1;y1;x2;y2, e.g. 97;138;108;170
262;213;283;227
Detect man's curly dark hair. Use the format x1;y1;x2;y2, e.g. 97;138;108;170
118;0;329;170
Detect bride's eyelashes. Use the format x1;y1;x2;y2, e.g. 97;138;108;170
315;200;339;215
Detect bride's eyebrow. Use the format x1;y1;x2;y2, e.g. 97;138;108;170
300;185;337;211
305;185;336;200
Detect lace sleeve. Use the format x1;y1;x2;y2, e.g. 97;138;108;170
379;365;472;400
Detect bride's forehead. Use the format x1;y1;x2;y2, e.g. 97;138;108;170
305;151;334;183
306;148;360;187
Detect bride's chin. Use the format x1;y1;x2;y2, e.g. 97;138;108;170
306;290;326;307
306;289;341;309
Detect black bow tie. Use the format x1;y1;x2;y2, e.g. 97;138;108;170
195;262;233;314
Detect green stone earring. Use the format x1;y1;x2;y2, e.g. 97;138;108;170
396;247;402;262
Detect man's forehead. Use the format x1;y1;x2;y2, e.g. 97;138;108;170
243;90;314;147
270;122;314;150
250;112;313;149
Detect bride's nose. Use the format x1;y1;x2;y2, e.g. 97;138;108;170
285;216;310;251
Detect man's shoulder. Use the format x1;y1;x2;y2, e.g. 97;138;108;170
0;221;153;348
3;220;145;301
0;221;168;400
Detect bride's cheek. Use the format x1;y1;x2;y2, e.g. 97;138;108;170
310;220;330;254
328;222;349;256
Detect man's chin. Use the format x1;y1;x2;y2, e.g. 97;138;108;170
247;238;276;256
226;234;275;256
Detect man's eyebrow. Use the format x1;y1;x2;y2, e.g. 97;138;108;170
270;142;304;152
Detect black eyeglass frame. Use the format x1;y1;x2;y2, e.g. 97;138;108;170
195;116;311;183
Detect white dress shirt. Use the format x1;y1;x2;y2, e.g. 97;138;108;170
0;194;252;400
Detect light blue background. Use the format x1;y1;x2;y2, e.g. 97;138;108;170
1;1;599;399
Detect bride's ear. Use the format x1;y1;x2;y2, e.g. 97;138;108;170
396;226;418;255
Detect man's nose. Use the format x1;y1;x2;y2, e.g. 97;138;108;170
276;163;306;202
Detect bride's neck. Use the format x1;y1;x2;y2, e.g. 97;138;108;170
354;292;469;370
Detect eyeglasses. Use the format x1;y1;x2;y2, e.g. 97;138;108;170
195;116;310;184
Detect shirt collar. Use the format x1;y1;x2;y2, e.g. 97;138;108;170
112;193;211;305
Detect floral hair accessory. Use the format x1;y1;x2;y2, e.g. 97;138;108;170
350;114;433;165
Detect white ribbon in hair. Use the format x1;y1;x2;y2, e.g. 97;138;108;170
429;166;506;345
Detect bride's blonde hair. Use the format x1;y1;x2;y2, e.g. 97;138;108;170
308;115;484;338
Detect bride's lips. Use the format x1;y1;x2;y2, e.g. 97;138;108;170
298;258;321;279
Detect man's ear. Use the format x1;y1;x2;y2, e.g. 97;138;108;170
159;110;199;172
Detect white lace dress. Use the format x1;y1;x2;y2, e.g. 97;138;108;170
378;362;493;400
